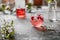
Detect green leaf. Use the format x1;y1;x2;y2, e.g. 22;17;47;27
0;7;3;11
5;34;10;39
47;0;52;3
11;20;14;26
27;3;32;10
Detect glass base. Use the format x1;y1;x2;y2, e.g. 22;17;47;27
49;19;57;22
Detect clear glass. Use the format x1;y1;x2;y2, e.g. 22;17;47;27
48;0;57;22
45;0;58;30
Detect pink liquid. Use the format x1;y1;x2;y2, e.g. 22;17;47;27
31;15;44;27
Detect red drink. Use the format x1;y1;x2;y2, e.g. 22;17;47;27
16;8;26;19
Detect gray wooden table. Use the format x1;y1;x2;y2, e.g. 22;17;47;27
0;7;60;40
